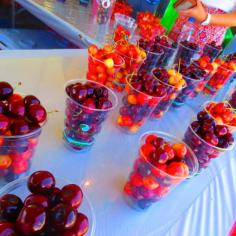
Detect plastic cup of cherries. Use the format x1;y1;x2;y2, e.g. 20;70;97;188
0;170;95;235
204;101;236;133
64;79;118;151
183;110;234;171
0;81;47;184
123;131;199;210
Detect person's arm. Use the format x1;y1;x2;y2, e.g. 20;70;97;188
178;0;236;27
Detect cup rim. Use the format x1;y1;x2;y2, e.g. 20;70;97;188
114;13;136;27
143;48;164;57
155;36;177;52
179;42;200;53
138;131;199;179
203;100;236;132
65;79;118;112
151;67;186;90
126;74;166;99
0;176;96;236
89;53;125;68
188;117;235;151
116;49;147;62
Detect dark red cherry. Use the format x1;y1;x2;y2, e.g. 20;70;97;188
223;133;234;145
0;194;23;221
8;94;23;103
204;133;219;146
0;82;13;100
83;98;96;111
7;101;25;118
59;184;83;209
10;119;30;135
215;125;229;137
0;102;6;114
0;114;10;135
197;111;210;122
64;213;89;236
50;203;77;230
97;98;112;109
27;171;55;195
16;204;47;236
24;194;49;209
24;95;40;108
0;222;18;236
27;104;47;124
48;187;61;207
191;121;200;133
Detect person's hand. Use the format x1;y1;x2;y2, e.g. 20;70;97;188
178;0;208;23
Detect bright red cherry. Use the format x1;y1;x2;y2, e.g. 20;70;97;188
0;194;23;221
0;222;18;236
24;194;49;209
27;104;47;124
10;119;30;135
8;94;23;103
50;203;77;230
71;212;89;236
59;184;83;209
24;95;40;108
0;114;10;135
166;162;189;177
0;82;13;100
16;204;47;236
27;171;55;195
7;100;25;118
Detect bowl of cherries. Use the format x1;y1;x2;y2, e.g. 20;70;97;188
0;81;47;184
0;170;95;235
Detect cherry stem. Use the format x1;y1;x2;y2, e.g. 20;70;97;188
178;59;181;74
47;109;59;115
13;82;22;91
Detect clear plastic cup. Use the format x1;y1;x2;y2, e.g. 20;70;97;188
202;43;222;63
0;176;95;235
113;51;146;92
228;86;236;109
117;75;165;134
64;79;118;152
150;69;184;120
114;13;137;40
0;127;42;186
123;131;199;211
156;37;177;67
183;121;234;171
203;65;235;96
204;101;236;133
174;42;200;65
139;49;163;72
87;53;124;88
96;0;114;24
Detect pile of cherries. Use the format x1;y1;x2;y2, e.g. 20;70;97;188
111;0;133;20
64;81;113;151
184;109;234;169
124;134;190;210
114;41;146;91
0;170;89;236
117;72;166;133
151;68;185;119
87;44;124;87
205;102;236;131
172;61;210;106
136;12;166;40
0;81;46;179
175;40;200;65
203;58;236;95
202;41;222;62
113;25;131;42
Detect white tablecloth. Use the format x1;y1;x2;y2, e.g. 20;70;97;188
0;49;235;236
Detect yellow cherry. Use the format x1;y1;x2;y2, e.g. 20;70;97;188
104;58;114;69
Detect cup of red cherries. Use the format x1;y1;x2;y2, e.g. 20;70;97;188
0;170;95;235
183;107;234;171
64;79;118;151
123;132;199;210
0;81;47;184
